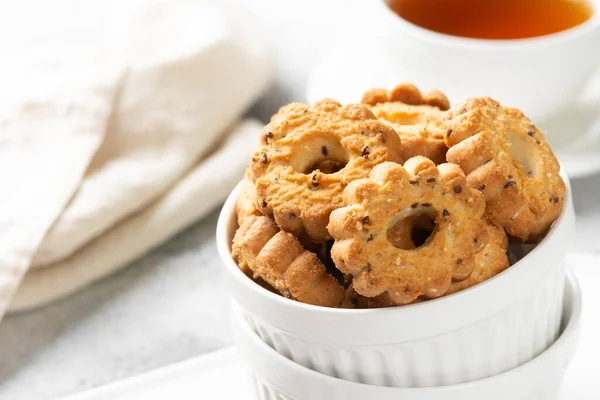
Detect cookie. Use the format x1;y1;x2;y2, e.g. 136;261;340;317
444;97;565;240
363;83;450;164
328;157;487;305
250;99;403;241
232;215;346;307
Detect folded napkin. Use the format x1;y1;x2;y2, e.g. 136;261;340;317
0;0;271;317
8;119;263;313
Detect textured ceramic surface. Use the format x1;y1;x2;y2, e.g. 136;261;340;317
232;272;581;399
243;264;565;387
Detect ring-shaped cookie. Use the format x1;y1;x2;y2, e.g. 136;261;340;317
362;83;450;164
444;97;566;240
250;99;403;241
328;157;486;305
232;215;346;307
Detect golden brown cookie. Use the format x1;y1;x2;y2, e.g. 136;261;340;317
344;220;508;304
250;99;403;242
362;83;450;111
236;172;333;254
362;83;450;164
231;215;346;307
236;171;262;226
328;157;487;305
447;219;509;294
444;97;566;241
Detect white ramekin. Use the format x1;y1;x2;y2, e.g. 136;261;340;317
231;271;581;400
217;176;575;387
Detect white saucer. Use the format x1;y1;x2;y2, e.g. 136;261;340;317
306;45;600;180
541;99;600;179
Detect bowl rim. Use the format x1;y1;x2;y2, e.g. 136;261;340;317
217;177;572;314
374;0;600;51
231;271;581;396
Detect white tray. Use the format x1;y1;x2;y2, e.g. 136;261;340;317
63;254;600;400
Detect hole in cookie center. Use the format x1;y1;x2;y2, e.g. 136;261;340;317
386;208;437;250
290;137;349;175
508;131;537;178
306;159;346;174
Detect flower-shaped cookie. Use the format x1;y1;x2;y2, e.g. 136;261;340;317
362;83;450;164
232;215;346;307
250;99;404;242
444;97;566;240
362;83;450;111
328;157;486;305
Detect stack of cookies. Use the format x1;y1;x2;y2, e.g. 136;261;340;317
231;83;566;308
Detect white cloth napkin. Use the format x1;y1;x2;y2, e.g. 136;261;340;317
0;0;270;317
8;119;263;313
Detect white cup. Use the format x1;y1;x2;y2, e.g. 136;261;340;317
217;173;575;387
231;271;581;400
376;0;600;120
308;0;600;121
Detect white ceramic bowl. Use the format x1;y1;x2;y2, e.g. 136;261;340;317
307;0;600;121
231;271;581;400
217;177;574;387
